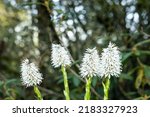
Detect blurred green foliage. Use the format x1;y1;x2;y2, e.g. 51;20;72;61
0;0;150;100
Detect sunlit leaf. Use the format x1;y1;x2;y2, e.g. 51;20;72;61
135;68;144;89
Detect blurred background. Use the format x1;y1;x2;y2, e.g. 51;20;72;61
0;0;150;100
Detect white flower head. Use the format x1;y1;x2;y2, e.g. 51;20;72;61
100;42;122;78
21;59;43;87
51;44;72;68
80;47;101;78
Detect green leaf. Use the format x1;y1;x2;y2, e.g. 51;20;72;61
0;81;4;87
144;66;150;79
135;68;143;89
4;97;15;100
55;9;63;14
57;76;64;84
72;76;80;87
138;50;150;55
5;79;20;87
120;73;133;80
134;50;141;56
121;52;132;62
92;77;97;87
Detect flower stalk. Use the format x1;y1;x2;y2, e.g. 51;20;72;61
34;85;43;100
102;78;110;100
84;77;92;100
80;48;100;100
100;42;122;100
51;44;72;100
61;65;70;100
21;59;44;100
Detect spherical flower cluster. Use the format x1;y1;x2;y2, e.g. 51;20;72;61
80;48;101;78
100;42;122;78
21;59;43;87
51;44;72;68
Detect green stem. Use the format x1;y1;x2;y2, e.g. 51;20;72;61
134;39;150;48
84;77;92;100
61;65;70;100
102;78;110;100
34;85;43;100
